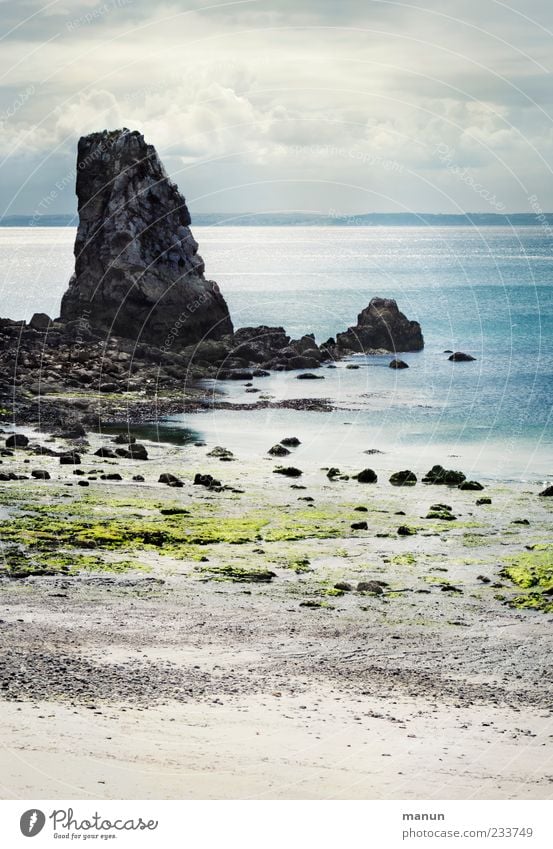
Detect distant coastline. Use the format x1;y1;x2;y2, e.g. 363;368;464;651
3;212;553;227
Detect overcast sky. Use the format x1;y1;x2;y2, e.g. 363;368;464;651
1;0;553;216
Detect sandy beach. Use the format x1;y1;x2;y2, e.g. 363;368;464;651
0;423;552;799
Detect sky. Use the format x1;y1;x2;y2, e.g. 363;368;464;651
1;0;553;216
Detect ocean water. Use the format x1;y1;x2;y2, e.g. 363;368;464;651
1;225;552;480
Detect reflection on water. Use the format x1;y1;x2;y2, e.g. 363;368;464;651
100;422;202;446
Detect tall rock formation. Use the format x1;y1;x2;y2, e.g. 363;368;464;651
59;129;233;347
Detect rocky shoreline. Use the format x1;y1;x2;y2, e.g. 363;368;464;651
0;129;424;431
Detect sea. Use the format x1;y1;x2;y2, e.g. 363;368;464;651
1;225;552;482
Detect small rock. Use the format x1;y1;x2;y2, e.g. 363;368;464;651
280;437;301;447
207;446;234;458
128;443;148;460
458;480;483;491
94;447;117;458
296;372;324;380
357;581;383;594
31;470;50;480
389;469;417;486
6;434;29;448
59;452;81;465
539;485;553;497
389;359;409;369
397;525;417;536
29;312;52;332
448;352;476;362
476;497;492;505
334;582;353;592
194;473;221;489
159;473;183;487
351;521;368;530
268;444;290;457
273;466;303;477
355;468;377;484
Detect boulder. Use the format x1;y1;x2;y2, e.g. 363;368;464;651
273;466;303;477
268;444;290;457
422;465;466;485
31;470;50;480
94;447;117;458
59;129;233;348
448;352;476;362
280;437;301;447
59;452;81;465
351;521;368;530
389;470;417;486
458;480;483;491
357;581;384;594
334;298;423;354
194;473;221;489
128;443;148;460
296;372;324;380
356;468;377;483
6;434;29;448
389;359;409;369
114;434;136;444
539;485;553;497
29;313;52;332
159;473;183;487
206;446;233;458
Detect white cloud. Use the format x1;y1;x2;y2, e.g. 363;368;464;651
1;0;553;213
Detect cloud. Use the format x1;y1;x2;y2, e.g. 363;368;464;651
1;0;553;214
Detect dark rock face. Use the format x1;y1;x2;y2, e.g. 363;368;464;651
59;128;233;348
333;298;423;354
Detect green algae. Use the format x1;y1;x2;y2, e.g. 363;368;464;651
508;593;553;613
197;564;276;583
391;553;416;566
500;549;553;591
499;549;553;613
285;557;312;573
0;545;145;577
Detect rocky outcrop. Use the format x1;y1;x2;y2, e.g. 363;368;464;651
59;128;233;347
449;352;476;362
331;298;423;354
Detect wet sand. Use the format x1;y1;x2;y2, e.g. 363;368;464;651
0;425;552;799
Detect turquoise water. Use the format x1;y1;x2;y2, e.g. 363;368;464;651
1;225;552;479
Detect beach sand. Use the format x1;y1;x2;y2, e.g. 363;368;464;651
0;425;552;799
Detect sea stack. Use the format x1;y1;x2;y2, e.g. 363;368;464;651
59;128;233;347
